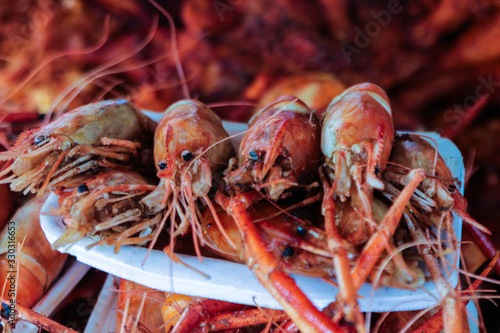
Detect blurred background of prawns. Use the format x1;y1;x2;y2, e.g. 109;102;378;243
1;0;500;331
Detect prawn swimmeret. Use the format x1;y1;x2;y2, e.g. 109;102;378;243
0;99;156;196
141;99;235;260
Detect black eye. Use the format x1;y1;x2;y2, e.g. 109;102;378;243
158;162;167;170
282;246;294;257
34;135;46;144
1;302;11;319
296;226;307;236
78;184;89;193
182;151;193;162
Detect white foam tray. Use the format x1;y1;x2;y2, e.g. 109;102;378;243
86;275;479;333
39;112;464;313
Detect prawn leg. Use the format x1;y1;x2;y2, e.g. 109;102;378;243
411;252;498;333
352;168;426;288
319;167;364;331
216;191;345;333
205;307;288;332
405;213;463;333
172;299;246;333
1;300;79;333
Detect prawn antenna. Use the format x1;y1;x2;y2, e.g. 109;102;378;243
48;15;159;121
148;0;191;100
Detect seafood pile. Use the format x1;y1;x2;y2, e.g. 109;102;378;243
1;0;500;332
0;81;490;332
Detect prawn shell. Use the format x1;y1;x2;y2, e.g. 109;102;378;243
336;195;388;246
116;278;166;332
390;134;453;180
254;72;346;118
240;96;321;183
0;196;68;307
321;83;394;168
5;99;156;176
50;100;149;144
16;99;153;149
154;100;234;175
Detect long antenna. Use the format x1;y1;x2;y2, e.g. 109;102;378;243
148;0;191;100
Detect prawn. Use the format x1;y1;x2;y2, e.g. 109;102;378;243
170;296;287;333
141;99;235;260
319;83;395;329
380;134;491;333
384;134;489;234
217;97;346;332
318;84;433;331
0;99;156;196
47;170;160;253
224;95;321;200
0;195;68;308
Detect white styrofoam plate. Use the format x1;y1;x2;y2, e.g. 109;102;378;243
86;275;479;333
39;111;464;312
84;274;117;333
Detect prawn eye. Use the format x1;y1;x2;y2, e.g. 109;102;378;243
249;151;258;160
182;151;193;162
78;184;89;193
1;302;11;319
282;246;294;257
34;135;46;144
158;162;167;170
296;226;307;236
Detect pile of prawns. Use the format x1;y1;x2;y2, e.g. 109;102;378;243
0;82;490;333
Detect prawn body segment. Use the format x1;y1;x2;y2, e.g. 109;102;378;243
319;83;395;329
